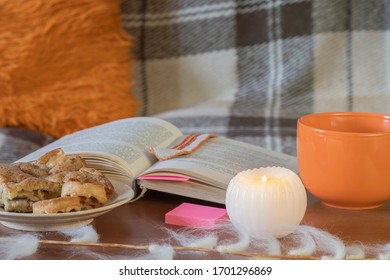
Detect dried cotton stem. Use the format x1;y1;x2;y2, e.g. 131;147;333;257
38;239;318;260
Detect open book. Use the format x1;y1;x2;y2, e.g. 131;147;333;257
18;117;298;204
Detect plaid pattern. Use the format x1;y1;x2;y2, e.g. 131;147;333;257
121;0;390;156
1;0;389;163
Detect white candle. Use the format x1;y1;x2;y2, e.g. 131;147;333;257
225;167;307;239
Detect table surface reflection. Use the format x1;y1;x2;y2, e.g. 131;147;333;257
1;190;390;260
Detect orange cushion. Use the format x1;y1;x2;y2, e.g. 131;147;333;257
0;0;138;138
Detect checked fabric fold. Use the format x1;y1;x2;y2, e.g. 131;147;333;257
120;0;390;157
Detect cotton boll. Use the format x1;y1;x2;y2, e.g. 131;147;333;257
345;245;365;259
216;230;250;254
378;244;390;259
297;226;346;260
163;225;221;250
0;234;39;259
147;244;175;260
288;226;316;256
61;225;99;243
186;235;218;249
168;230;218;249
250;235;281;259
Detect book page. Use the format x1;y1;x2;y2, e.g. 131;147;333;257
18;117;183;179
138;179;226;204
140;136;298;188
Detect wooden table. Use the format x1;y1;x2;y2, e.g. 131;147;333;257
1;190;390;260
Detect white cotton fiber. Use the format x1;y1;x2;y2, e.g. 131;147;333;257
251;235;281;257
296;225;346;259
61;225;99;243
0;234;39;259
216;230;250;254
165;227;218;249
288;226;316;256
378;244;390;260
146;244;175;260
345;245;365;259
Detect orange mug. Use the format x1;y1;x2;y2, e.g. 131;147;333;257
297;112;390;209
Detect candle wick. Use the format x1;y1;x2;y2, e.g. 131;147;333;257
261;175;268;183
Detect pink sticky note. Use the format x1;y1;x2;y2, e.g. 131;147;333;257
165;202;228;229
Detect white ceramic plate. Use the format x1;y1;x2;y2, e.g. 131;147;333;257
0;180;135;231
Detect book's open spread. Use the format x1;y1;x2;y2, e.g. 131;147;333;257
138;136;298;203
18;117;297;204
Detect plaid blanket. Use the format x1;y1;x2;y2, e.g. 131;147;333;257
121;0;390;155
0;128;53;163
1;0;390;163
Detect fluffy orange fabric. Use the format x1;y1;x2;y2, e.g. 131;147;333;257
0;0;138;138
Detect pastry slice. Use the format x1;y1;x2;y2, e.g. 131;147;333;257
0;163;37;210
33;148;69;170
80;168;115;197
46;156;87;183
0;163;32;183
61;181;107;209
2;198;34;213
1;177;62;212
48;155;86;174
2;177;61;201
12;162;49;178
33;196;81;214
63;167;115;197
